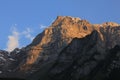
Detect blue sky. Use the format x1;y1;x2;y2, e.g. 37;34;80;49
0;0;120;51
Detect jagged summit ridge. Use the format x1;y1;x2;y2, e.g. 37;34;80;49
94;22;119;27
56;16;81;23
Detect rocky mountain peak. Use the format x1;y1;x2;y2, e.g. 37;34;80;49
0;16;120;80
52;16;81;27
19;16;94;71
15;16;120;72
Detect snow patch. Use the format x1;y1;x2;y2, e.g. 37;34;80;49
0;57;6;61
0;71;2;74
9;58;15;61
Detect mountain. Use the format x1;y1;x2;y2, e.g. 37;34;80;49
0;16;120;80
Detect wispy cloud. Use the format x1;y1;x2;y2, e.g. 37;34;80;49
6;27;34;52
6;27;19;52
22;28;34;41
39;25;47;29
6;24;47;52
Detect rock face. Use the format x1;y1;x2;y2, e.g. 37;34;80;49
0;50;15;74
0;16;120;80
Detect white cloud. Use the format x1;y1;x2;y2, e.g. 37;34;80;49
6;27;34;52
6;27;19;52
22;28;34;41
39;25;47;29
6;24;47;52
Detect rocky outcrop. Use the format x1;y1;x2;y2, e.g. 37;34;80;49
0;16;120;80
0;50;15;74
